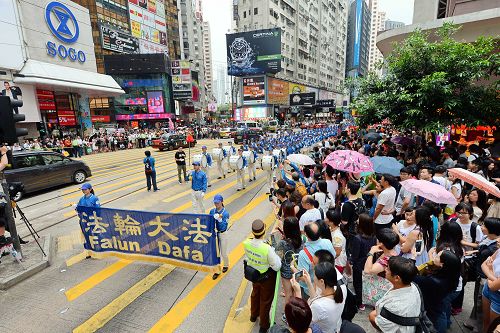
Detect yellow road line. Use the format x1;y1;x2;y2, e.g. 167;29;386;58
170;175;266;213
73;264;175;333
65;251;90;267
223;279;253;333
65;260;133;301
148;213;275;333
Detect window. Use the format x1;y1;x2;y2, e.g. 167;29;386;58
42;154;64;165
14;155;45;169
254;7;258;15
244;11;246;18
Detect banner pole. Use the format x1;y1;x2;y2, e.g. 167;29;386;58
269;271;281;327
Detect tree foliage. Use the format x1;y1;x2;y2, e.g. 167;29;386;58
352;23;499;132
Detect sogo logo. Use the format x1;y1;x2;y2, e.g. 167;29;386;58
45;1;86;63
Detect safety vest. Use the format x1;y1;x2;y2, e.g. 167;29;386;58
243;239;271;274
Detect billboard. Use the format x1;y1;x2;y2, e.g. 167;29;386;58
243;77;266;105
147;91;164;113
234;106;267;121
290;92;316;106
128;0;167;53
289;82;306;94
171;60;192;100
267;77;289;105
227;28;281;76
354;0;363;67
100;25;139;54
316;99;335;107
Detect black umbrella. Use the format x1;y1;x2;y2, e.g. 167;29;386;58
364;132;381;142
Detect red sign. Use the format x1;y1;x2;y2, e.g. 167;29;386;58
58;110;75;116
131;121;139;128
39;101;56;110
91;115;111;123
58;116;77;126
186;134;194;143
116;113;173;120
36;89;54;98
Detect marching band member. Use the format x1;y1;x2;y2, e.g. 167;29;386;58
210;194;230;280
247;145;258;182
189;161;207;214
226;141;236;173
201;145;213;188
264;148;277;194
236;148;248;191
216;142;227;179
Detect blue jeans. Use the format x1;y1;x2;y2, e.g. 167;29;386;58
443;290;460;328
146;171;158;191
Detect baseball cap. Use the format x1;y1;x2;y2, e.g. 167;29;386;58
192;161;201;166
81;183;92;190
213;194;223;203
202;145;207;149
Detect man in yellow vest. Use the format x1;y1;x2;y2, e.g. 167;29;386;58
243;219;281;333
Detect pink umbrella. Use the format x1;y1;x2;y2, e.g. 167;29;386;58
168;117;175;131
323;150;374;173
448;168;500;198
400;179;457;205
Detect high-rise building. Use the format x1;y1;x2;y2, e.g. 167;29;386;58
232;0;348;93
202;21;213;101
384;20;405;31
346;0;371;78
215;64;227;105
368;0;385;74
166;0;182;59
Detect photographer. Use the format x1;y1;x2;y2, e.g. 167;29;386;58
0;145;12;247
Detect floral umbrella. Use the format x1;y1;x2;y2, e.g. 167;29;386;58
323;150;374;173
448;168;500;198
400;179;457;205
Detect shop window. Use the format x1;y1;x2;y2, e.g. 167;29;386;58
254;8;258;15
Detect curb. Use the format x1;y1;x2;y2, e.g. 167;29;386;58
0;235;52;290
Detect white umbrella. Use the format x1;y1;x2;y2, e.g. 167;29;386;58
287;154;316;166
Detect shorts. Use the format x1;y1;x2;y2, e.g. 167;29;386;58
482;283;500;314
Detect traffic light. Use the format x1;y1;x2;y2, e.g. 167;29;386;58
0;96;28;144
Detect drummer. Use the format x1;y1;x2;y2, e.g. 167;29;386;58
263;148;278;194
226;141;236;173
247;145;258;182
201;145;213;188
236;148;248;191
216;142;227;180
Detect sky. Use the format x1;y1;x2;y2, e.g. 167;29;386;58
202;0;414;80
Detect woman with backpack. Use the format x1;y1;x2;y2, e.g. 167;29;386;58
313;180;335;213
394;207;433;266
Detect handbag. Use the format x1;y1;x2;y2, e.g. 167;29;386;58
361;271;392;307
243;260;269;283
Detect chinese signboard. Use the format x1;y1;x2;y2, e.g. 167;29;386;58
243;76;266;105
77;206;219;271
267;77;289;105
171;60;192;100
227;28;281;76
128;0;167;54
100;25;139;54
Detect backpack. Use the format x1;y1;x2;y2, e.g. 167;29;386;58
295;182;308;197
349;199;369;222
380;283;437;333
144;158;153;174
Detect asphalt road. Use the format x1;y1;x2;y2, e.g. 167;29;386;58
0;140;476;333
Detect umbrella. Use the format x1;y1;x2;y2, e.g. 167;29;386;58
400;179;457;205
364;132;381;142
287;154;316;166
323;150;374;173
391;136;416;146
370;156;404;176
448;168;500;198
491;142;500;160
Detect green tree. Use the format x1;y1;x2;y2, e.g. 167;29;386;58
352;23;499;131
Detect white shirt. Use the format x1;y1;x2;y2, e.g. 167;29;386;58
375;283;421;333
332;228;347;267
326;179;338;202
299;208;322;231
375;186;396;225
458;221;483;253
309;269;346;333
313;192;334;212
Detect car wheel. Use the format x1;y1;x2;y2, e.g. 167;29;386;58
73;170;87;184
168;145;174;151
12;191;23;202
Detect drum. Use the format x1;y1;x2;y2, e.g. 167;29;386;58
193;154;208;168
229;155;243;170
243;151;255;164
280;148;287;160
212;148;224;161
223;146;234;156
272;149;282;162
261;156;275;171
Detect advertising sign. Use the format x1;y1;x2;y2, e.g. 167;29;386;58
234;106;267;121
128;0;167;51
147;91;164;113
91;115;111;123
290;92;316;106
139;39;168;54
116;113;173;120
227;28;281;76
100;26;139;54
316;99;335;107
171;60;192;100
267;77;289;105
125;97;147;105
77;206;219;272
243;76;266;105
436;132;451;147
289;82;306;94
354;0;363;67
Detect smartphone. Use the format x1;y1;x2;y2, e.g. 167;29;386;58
294;270;303;279
415;239;423;255
268;194;273;202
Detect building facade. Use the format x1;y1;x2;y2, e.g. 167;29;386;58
202;21;213;102
345;0;371;78
384;19;404;31
367;0;385;74
232;0;348;95
166;0;182;59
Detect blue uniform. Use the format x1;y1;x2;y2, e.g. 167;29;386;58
77;194;100;208
203;152;212;167
143;157;156;171
209;207;230;232
191;170;207;192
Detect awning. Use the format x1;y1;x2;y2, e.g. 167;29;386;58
13;59;124;96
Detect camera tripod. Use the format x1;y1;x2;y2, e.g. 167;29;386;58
11;201;46;257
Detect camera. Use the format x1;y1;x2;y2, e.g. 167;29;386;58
8;182;24;201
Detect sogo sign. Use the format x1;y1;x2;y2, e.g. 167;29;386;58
45;1;86;63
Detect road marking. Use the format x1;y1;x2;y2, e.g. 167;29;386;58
65;259;132;301
223;279;254;333
161;173;233;203
65;251;90;267
73;264;175;333
148;213;275;333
